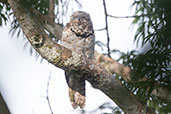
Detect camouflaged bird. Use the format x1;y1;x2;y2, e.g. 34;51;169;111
61;11;95;109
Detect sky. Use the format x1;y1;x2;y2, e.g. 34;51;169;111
0;0;136;114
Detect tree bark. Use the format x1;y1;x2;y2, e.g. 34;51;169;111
7;0;155;113
0;92;10;114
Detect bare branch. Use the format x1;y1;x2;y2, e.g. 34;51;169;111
48;0;55;22
108;14;154;19
152;87;171;100
102;0;111;57
0;0;7;4
46;71;54;114
94;28;106;31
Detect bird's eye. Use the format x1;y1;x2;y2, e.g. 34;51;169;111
78;18;81;21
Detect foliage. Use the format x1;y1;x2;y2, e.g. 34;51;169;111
96;0;171;113
80;102;122;114
10;0;58;38
117;0;171;113
131;0;171;92
19;0;51;15
0;2;10;26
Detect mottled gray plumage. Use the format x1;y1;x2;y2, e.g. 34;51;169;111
61;11;95;108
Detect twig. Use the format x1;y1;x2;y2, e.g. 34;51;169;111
46;71;54;114
102;0;111;57
108;14;154;18
94;28;106;31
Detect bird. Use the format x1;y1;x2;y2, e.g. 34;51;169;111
60;11;95;109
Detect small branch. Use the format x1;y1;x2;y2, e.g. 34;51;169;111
94;28;106;31
48;0;55;22
102;0;111;57
108;14;154;19
46;71;54;114
152;87;171;100
0;0;7;4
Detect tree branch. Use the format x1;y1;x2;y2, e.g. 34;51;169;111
48;0;55;22
46;72;54;114
152;87;171;100
95;51;171;100
102;0;111;57
95;51;131;81
0;0;7;4
107;14;155;19
31;9;63;41
94;28;106;31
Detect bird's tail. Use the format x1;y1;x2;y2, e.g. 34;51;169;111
68;86;85;109
65;71;86;109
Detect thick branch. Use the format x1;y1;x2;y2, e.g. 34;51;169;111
7;0;156;113
95;51;171;100
95;52;132;81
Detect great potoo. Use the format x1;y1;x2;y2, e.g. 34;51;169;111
61;11;95;109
